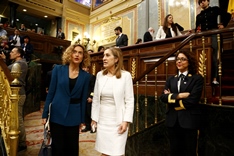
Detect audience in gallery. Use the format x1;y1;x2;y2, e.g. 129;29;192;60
135;38;142;44
156;14;183;40
114;26;128;47
21;35;34;62
8;28;23;49
98;46;105;53
0;23;7;37
143;27;155;42
57;28;65;40
19;24;27;31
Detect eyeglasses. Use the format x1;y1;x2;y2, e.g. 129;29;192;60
176;57;188;62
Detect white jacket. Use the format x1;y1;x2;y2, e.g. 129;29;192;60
91;70;134;125
156;26;182;40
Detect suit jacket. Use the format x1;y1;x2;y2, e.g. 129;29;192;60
91;70;134;125
116;34;128;47
9;35;23;46
160;73;204;129
88;74;96;100
196;6;231;32
21;43;34;61
156;26;182;40
42;65;90;126
143;31;153;42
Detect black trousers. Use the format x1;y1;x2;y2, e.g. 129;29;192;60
211;34;223;80
167;121;198;156
50;122;79;156
84;102;92;130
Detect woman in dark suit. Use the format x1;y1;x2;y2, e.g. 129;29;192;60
160;50;204;156
42;44;91;156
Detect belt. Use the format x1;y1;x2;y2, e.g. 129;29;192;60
70;98;81;104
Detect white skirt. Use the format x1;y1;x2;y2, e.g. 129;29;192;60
95;103;128;155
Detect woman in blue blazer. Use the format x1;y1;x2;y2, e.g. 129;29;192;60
160;50;204;156
42;44;90;156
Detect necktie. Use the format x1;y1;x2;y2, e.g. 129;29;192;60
179;74;185;92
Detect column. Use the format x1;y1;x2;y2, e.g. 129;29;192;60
9;2;18;28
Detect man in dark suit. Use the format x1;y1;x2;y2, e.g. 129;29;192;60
160;50;204;156
81;66;96;132
143;27;155;42
114;26;128;47
9;28;23;50
57;28;65;40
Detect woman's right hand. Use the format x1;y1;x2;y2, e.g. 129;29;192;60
91;120;97;127
42;118;47;125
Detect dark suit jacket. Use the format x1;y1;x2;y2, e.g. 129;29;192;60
143;31;153;42
9;35;23;46
21;43;34;61
116;34;128;47
88;74;96;100
42;65;90;126
160;73;204;129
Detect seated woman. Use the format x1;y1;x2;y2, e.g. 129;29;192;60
156;14;183;40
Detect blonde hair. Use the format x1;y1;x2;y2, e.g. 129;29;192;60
103;48;124;79
62;44;90;68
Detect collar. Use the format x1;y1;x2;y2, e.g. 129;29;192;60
118;33;123;37
178;71;188;76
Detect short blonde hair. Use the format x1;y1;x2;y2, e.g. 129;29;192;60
103;48;124;79
62;44;90;68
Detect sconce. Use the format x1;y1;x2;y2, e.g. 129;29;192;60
83;37;90;47
75;32;96;47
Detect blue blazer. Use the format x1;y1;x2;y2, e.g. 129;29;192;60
42;65;90;126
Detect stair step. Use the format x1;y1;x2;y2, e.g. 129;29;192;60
208;96;234;106
221;77;234;85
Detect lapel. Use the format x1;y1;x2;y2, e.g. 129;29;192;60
180;74;193;92
64;66;70;95
172;75;179;93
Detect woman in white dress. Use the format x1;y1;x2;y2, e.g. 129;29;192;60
156;14;183;40
91;47;134;156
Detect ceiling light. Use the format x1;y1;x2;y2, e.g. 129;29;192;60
44;15;48;18
35;24;38;26
16;19;19;21
23;9;27;12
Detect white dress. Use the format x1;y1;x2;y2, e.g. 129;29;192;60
95;76;128;156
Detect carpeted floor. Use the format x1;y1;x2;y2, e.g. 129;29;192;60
18;103;100;156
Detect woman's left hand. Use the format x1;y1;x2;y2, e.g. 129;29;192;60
79;123;85;133
118;121;128;134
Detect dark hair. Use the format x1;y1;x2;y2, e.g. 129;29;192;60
135;38;142;44
114;26;122;33
23;35;30;42
15;47;25;58
198;0;209;5
98;46;104;52
175;50;198;75
163;14;178;36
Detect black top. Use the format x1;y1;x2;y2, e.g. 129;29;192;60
166;28;172;38
69;77;77;92
196;6;231;31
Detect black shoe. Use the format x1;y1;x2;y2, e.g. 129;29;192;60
81;128;91;132
18;146;27;152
